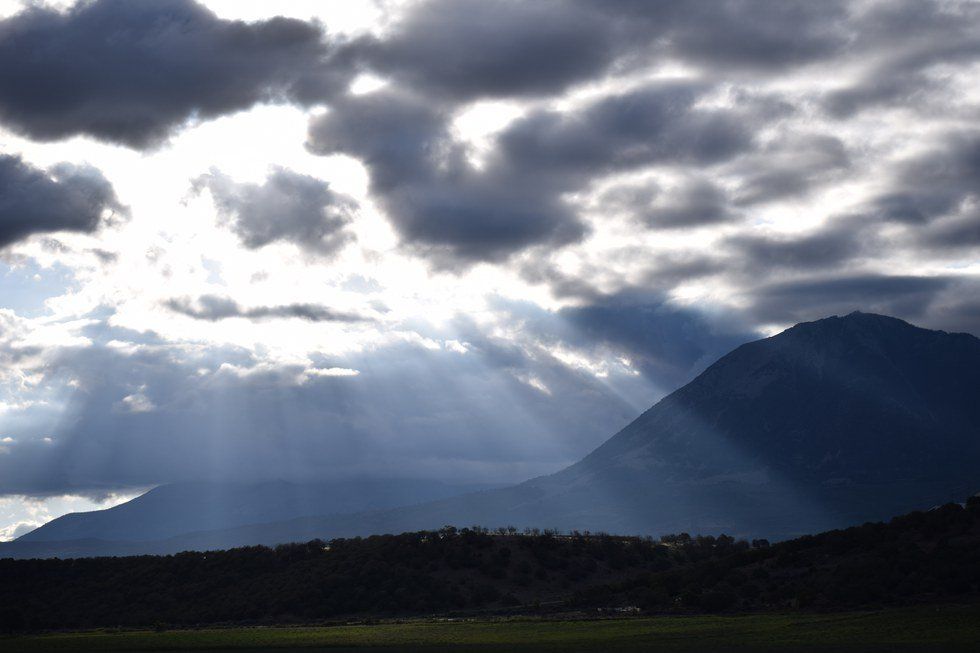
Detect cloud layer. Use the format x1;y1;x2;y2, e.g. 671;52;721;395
0;0;347;148
165;294;369;322
0;155;122;248
0;0;978;509
195;168;358;255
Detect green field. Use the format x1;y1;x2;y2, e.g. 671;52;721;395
5;605;980;652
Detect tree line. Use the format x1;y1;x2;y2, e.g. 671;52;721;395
2;497;979;633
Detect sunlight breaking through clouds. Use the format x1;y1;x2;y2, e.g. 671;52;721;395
0;0;977;537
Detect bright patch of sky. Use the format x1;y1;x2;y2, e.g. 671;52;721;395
0;491;140;541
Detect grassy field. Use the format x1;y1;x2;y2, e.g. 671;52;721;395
5;605;980;652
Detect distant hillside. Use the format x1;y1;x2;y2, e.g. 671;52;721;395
5;311;980;558
2;498;980;633
15;479;492;544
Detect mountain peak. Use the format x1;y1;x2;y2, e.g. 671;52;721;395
759;311;976;364
790;311;920;336
568;311;980;536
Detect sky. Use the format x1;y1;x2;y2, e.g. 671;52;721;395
0;0;978;539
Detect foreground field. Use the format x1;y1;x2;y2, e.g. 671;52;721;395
5;605;980;652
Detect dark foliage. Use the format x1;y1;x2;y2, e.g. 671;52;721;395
3;499;980;633
576;498;980;613
0;527;725;632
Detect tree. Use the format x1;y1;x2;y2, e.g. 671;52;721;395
0;607;26;634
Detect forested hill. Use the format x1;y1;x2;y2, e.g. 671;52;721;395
579;496;980;612
3;497;980;633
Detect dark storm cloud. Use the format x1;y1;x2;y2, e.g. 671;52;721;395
306;89;584;265
595;177;737;230
497;82;751;175
649;180;734;229
489;292;754;392
519;251;723;303
732;134;851;206
0;0;348;149
307;82;752;266
352;0;851;102
165;294;369;323
745;273;980;339
873;133;980;226
0;0;866;156
0;155;123;248
919;211;980;250
644;179;736;229
824;0;980;118
644;0;849;72
195;168;357;256
556;292;754;387
689;129;980;290
747;274;954;325
517;260;609;302
350;0;623;101
725;219;873;275
635;254;726;287
842;132;980;255
824;74;943;120
313;0;973;272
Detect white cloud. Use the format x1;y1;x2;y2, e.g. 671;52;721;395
116;389;155;414
0;491;142;541
302;367;360;380
0;519;41;540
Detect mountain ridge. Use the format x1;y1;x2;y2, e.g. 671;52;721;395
16;478;497;544
4;312;980;558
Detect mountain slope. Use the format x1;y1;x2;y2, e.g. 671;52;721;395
5;312;980;557
535;310;980;534
15;478;491;544
287;311;980;541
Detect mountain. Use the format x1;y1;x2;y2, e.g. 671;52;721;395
188;311;976;542
14;479;492;544
4;312;980;558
